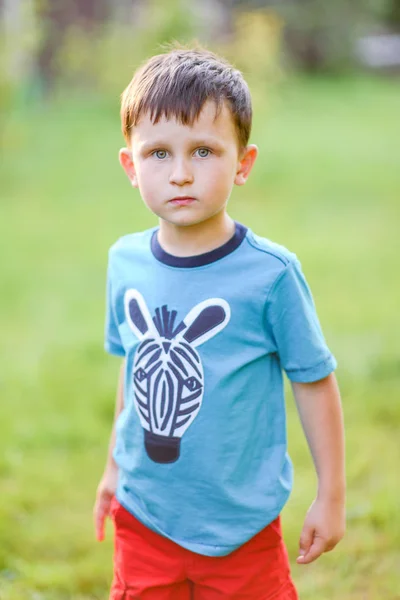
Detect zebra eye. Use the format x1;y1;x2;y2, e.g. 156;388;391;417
135;368;147;382
184;376;201;392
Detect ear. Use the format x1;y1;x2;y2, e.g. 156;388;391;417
119;147;139;188
124;289;157;340
234;144;258;186
178;299;231;347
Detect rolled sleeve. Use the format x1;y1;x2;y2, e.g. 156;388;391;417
266;259;336;383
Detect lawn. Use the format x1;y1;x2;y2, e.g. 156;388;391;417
0;75;399;599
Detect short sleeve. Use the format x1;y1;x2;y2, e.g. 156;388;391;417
104;259;125;357
266;259;337;382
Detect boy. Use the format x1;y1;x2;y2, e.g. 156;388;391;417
94;46;345;599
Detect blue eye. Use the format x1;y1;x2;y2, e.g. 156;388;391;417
135;368;147;382
195;148;210;158
184;377;201;391
153;150;168;160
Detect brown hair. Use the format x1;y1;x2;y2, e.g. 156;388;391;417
120;45;252;149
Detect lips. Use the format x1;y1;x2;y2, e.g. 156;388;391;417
169;197;196;206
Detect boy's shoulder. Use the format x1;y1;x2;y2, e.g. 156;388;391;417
245;228;298;269
108;227;156;258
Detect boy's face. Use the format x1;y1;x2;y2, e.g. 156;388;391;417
119;100;257;228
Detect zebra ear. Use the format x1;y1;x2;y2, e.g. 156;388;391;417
124;289;157;340
181;299;230;347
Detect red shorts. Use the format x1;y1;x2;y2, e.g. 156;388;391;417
109;497;298;600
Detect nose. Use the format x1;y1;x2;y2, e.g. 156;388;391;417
169;159;194;186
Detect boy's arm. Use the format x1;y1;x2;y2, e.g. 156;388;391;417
93;359;125;541
291;372;346;565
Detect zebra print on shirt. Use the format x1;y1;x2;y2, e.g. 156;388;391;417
124;290;230;463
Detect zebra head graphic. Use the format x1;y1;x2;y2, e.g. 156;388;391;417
124;290;230;464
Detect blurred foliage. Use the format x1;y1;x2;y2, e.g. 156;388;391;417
54;5;286;104
364;0;400;23
0;0;38;146
240;0;400;71
220;10;284;87
53;0;196;96
281;1;358;72
0;37;12;144
51;3;285;101
1;0;399;113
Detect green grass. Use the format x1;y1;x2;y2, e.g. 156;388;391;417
1;75;399;599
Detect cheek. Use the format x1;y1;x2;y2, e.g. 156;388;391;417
199;162;235;194
136;162;162;194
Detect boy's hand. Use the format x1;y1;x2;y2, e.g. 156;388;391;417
93;466;118;542
297;496;345;565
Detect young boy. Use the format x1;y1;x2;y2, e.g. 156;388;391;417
94;46;346;599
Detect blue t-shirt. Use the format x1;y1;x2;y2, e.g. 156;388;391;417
105;222;336;557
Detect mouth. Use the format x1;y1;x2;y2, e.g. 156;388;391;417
168;197;196;206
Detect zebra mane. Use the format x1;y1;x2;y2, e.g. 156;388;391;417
153;305;186;340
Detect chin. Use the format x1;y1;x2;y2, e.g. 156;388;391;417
168;217;203;227
160;212;210;228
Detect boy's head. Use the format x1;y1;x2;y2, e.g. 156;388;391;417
119;45;258;229
121;46;252;151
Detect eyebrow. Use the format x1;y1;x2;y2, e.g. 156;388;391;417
139;138;225;153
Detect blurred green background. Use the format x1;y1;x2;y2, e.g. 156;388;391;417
1;1;399;599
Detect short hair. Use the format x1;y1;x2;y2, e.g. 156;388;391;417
120;45;252;149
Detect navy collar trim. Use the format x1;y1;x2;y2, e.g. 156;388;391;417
151;221;248;268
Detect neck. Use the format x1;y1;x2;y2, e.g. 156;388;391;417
157;211;235;257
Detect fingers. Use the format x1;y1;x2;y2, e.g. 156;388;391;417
297;525;314;564
297;535;326;565
94;494;112;542
94;500;106;542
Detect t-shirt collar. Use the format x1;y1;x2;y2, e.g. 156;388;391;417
151;221;248;268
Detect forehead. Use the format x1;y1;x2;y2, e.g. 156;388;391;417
130;100;238;147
